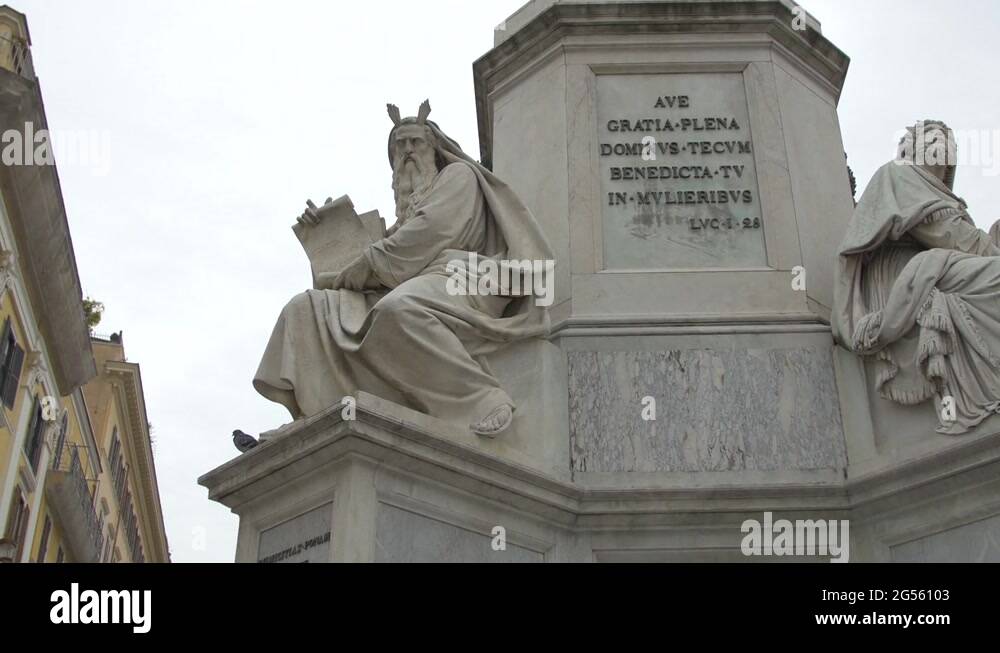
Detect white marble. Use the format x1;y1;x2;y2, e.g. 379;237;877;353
375;503;542;563
200;1;1000;564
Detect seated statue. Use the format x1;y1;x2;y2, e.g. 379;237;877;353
833;120;1000;435
251;102;553;440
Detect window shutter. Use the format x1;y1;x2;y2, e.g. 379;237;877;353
2;343;24;409
24;397;42;470
52;411;69;469
5;494;29;562
0;317;11;367
15;505;29;560
37;516;52;563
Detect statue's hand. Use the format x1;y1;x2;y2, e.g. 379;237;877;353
318;255;376;291
385;216;406;238
296;197;336;227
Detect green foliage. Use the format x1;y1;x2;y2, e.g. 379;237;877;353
82;297;104;332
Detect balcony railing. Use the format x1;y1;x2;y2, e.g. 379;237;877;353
46;443;104;562
91;332;122;344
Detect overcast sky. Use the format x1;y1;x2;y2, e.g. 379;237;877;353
17;0;1000;562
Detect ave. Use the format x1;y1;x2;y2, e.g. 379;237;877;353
654;95;690;109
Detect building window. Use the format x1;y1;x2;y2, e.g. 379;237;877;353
0;317;25;410
105;428;143;562
108;428;128;504
36;515;51;563
95;511;105;557
4;490;30;562
102;528;113;563
23;395;45;472
108;427;119;464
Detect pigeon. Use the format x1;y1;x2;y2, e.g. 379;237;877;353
232;429;259;453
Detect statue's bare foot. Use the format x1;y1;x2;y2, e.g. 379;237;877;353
471;404;514;438
259;419;304;443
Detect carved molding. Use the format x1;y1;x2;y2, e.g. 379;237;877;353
23;348;47;390
44;406;67;451
0;248;15;296
23;358;45;390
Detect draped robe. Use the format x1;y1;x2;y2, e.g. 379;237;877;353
833;161;1000;434
254;156;552;430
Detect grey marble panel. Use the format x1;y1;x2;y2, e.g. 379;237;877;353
892;514;1000;563
258;503;332;564
568;348;847;472
375;503;542;563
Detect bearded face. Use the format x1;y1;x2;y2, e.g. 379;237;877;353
391;123;439;221
898;121;957;178
920;125;957;168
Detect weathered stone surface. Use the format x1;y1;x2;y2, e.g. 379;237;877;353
568;348;847;473
891;515;1000;563
199;388;1000;564
257;503;333;564
374;503;542;563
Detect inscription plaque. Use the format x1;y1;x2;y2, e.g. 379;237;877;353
258;503;333;563
597;72;766;270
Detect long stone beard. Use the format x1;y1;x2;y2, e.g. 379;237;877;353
393;156;437;221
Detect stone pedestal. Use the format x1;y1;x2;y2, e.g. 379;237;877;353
198;393;844;563
199;394;586;563
199;390;1000;562
201;0;1000;562
473;0;859;527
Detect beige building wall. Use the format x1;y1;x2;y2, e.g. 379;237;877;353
0;5;168;564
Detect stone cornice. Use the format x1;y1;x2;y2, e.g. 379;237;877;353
551;312;830;337
0;67;95;394
106;360;170;562
200;393;998;531
472;1;850;167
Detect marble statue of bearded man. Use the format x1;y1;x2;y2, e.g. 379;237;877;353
833;120;1000;435
253;102;554;438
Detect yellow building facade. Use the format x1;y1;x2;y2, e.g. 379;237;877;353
0;5;168;563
